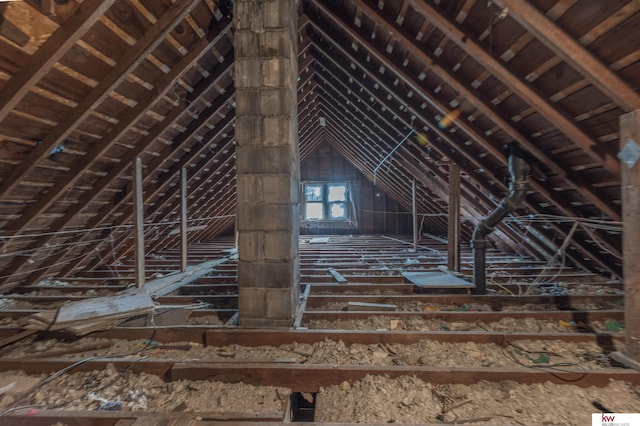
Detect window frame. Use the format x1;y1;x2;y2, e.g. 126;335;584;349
302;181;350;222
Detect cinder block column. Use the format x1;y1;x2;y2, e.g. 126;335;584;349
234;0;299;327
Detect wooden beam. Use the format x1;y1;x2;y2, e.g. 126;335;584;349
448;164;461;272
2;410;286;424
133;157;145;288
494;0;640;112
181;167;188;272
302;309;623;323
0;0;116;122
170;363;640;390
203;328;623;347
0;359;636;391
613;110;640;370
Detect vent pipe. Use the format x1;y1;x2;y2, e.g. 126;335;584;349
472;143;531;294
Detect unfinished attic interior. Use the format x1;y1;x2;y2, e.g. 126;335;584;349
1;0;640;423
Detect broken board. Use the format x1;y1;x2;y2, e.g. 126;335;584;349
26;288;154;335
347;301;397;311
401;271;473;289
308;237;330;244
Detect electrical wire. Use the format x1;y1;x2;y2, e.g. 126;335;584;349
0;214;236;241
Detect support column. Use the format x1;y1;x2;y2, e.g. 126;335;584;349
448;164;461;272
234;0;300;327
613;111;640;370
180;167;188;272
132;157;145;287
411;179;418;252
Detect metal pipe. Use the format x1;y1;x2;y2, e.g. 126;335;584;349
472;143;531;294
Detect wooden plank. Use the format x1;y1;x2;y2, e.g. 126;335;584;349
0;325;619;348
0;374;42;396
401;271;473;288
308;237;330;244
143;256;233;297
1;410;287;424
302;309;624;323
309;283;413;294
0;329;36;349
304;293;625;309
170;363;640;390
0;359;635;391
327;268;347;283
293;284;311;328
27;288;154;330
0;357;173;377
204;328;623;348
346;301;397;311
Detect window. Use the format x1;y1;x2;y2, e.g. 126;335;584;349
303;182;349;221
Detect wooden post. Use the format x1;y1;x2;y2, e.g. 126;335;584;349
448;164;461;272
412;179;418;252
612;111;640;370
180;167;188;272
132;157;145;288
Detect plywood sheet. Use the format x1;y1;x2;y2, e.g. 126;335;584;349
401;271;473;289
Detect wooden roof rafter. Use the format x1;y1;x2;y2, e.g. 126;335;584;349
304;3;621;275
58;86;237;278
0;0;203;202
305;23;597;259
493;0;640;112
312;77;548;258
1;18;234;289
345;0;621;220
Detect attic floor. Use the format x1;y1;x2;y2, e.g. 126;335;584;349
0;235;637;425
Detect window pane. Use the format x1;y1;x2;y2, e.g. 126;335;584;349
327;184;346;202
329;202;346;219
305;185;323;202
305;202;324;219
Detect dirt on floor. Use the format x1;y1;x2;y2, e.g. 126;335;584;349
0;367;289;415
304;315;624;334
315;375;640;425
0;352;637;424
1;325;629;424
0;336;619;369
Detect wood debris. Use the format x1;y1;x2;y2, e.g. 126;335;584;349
346;301;397;311
24;288;154;335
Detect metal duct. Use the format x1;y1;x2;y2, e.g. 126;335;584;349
472;143;531;294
